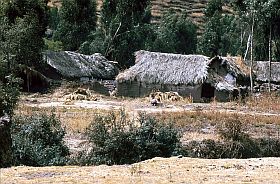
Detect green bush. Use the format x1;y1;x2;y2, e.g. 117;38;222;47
0;75;21;117
218;116;246;141
185;117;279;159
75;111;182;165
258;138;280;157
11;113;69;166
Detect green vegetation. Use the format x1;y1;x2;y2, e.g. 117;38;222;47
54;0;97;51
198;0;241;57
185;116;280;159
3;0;48;70
74;111;182;165
11;113;69;166
152;12;197;54
79;0;152;68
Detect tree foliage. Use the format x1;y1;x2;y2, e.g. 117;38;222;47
152;12;197;54
232;0;280;60
55;0;97;51
2;0;48;70
198;0;241;57
12;113;69;166
80;0;151;68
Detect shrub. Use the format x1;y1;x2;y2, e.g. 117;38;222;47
257;138;280;157
185;116;280;159
11;113;69;166
218;116;247;141
185;139;223;159
75;111;182;165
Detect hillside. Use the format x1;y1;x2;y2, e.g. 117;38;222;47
48;0;233;33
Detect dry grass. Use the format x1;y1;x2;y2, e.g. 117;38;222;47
155;110;279;127
15;105;112;133
245;92;280;113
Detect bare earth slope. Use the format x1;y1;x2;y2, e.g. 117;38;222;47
1;157;280;184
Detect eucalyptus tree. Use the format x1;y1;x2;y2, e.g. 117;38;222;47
152;12;197;54
55;0;97;51
232;0;280;92
80;0;152;68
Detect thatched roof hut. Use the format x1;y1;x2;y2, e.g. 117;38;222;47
44;51;119;80
116;51;249;101
254;61;280;83
117;50;209;85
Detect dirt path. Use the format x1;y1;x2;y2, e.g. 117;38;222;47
1;157;280;184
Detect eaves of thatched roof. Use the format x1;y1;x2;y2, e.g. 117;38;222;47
116;50;209;85
210;56;250;78
254;61;280;83
44;51;119;79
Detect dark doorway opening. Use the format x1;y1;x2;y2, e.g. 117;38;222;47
201;83;215;99
18;72;49;93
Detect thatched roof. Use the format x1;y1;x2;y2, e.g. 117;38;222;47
209;56;250;78
44;51;119;79
254;61;280;83
116;50;209;85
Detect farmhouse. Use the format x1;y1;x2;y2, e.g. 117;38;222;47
116;50;249;102
44;51;119;81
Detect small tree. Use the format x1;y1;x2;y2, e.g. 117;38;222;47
3;0;48;71
198;0;241;57
12;114;69;166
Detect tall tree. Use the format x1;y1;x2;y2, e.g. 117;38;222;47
80;0;151;68
55;0;97;51
3;0;49;70
198;0;241;57
152;12;197;54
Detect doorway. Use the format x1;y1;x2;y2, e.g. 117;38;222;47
201;83;215;99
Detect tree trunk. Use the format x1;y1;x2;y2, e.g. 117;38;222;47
250;13;255;94
268;24;272;92
0;115;12;168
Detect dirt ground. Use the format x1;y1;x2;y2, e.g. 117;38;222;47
1;157;280;184
5;88;280;183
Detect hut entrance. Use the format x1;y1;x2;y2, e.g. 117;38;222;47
18;71;49;93
201;83;215;99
